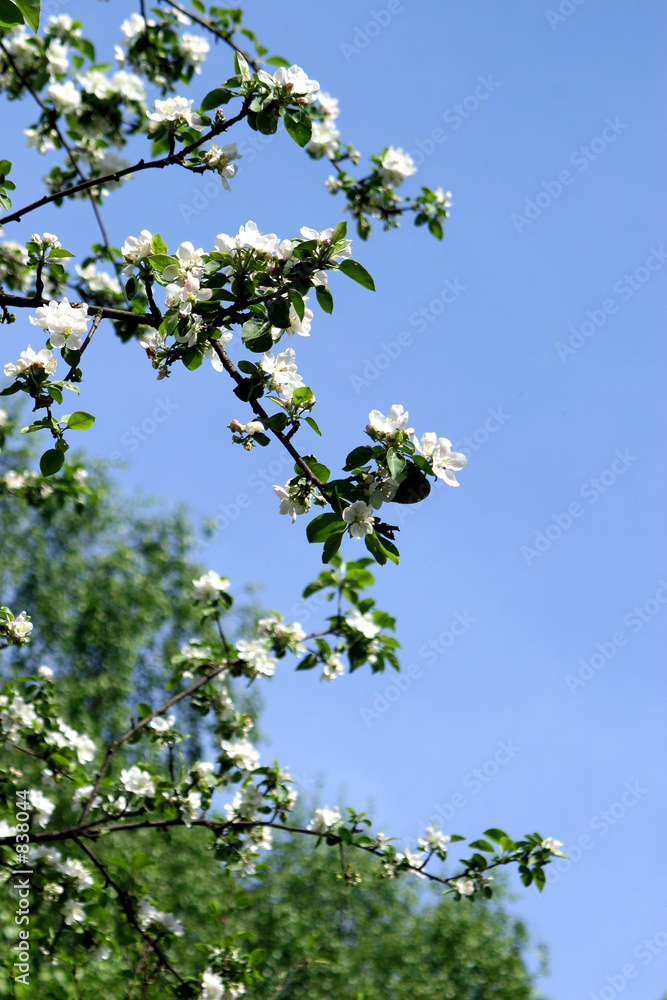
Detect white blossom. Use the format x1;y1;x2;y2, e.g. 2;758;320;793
137;899;184;936
29;297;89;351
342;501;375;538
318;91;339;119
45;39;69;76
161;241;205;282
5;611;34;642
47;80;81;112
57;857;93;890
367;404;412;439
346;610;381;639
224;783;265;820
148;714;176;733
75;263;121;296
378;147;417;185
452;877;475;896
204;142;242;190
257;616;306;654
274;482;307;522
414;433;467;487
120;766;155;797
4;345;56;378
220;738;260;771
147;96;203;131
165;276;212;316
307;805;341;833
236;638;277;677
192;570;229;602
259;347;305;399
308;120;339;158
63;899;86;925
272;299;313;339
0;820;16;838
215;220;280;256
204;329;233;371
179;33;210;71
417;825;451;852
121;229;153;274
258;64;320;103
111;70;146;101
367;476;398;509
321;652;345;682
191;761;216;784
120;14;155;44
28;789;55;827
181;790;202;826
542;837;564;854
24;126;57;154
77;69;112;99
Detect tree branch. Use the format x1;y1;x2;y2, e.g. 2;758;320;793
158;0;260;71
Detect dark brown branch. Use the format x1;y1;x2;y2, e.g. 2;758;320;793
0;291;157;329
0;98;252;228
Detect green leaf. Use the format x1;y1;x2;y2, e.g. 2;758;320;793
379;537;400;565
237;360;257;375
241;318;273;353
315;286;334;314
305;416;321;436
256;107;279;134
386;449;405;479
483;828;509;844
47;386;62;404
322;529;344;563
306;512;344;544
15;0;40;31
149;254;177;272
137;703;152;719
182;349;203;371
283;109;312;147
66;411;95;431
291;386;313;407
296;653;318;671
428;218;443;240
0;382;22;396
332;220;348;242
267;297;291;329
343;445;373;471
469;840;494;853
151;234;168;255
200;87;233;112
40;448;64;476
364;532;387;566
393;467;431;504
48;248;74;258
266;55;290;67
234;50;251;82
288;289;305;321
338;259;375;291
0;1;25;28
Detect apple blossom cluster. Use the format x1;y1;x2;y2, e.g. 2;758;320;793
0;606;33;645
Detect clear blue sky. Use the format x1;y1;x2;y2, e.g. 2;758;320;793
2;1;666;996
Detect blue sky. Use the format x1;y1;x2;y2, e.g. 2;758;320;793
2;1;666;996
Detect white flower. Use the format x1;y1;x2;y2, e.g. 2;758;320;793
161;241;205;282
308;119;339;158
201;969;226;1000
192;761;216;784
415;435;467;487
181;790;202;826
63;899;86;925
28;789;55;827
77;69;112;99
259;347;304;399
164;275;212;316
204;330;233;371
24;126;57;154
346;610;381;639
75;733;96;764
4;345;57;378
417;826;451;852
45;39;69;76
120;766;155;797
321;652;345;682
258;64;320;103
272;299;313;339
30;297;89;351
75;263;121;296
179;33;210;71
192;570;229;602
224;783;265;820
274;482;307;523
221;738;259;771
542;837;564;854
137;899;184;936
0;821;17;838
148;714;176;733
452;878;475;896
73;785;103;809
298;226;351;262
434;187;452;207
95;944;112;961
6;611;34;641
215;220;280;256
367;404;412;439
378;147;417;185
342;501;375;539
110;71;146;101
236;639;277;677
307;806;341;833
120;13;153;42
121;229;153;273
318;91;339;119
256;616;306;654
0;694;39;730
47;80;81;112
147;96;203;131
204;141;242;191
57;857;93;889
324;175;340;193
